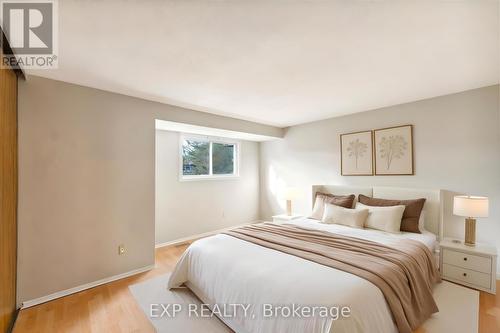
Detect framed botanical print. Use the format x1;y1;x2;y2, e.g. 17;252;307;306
374;125;414;175
340;130;373;176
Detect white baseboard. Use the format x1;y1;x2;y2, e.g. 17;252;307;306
155;221;262;249
21;221;262;309
20;264;155;309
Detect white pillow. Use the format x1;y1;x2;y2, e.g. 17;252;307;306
355;202;405;234
322;203;369;229
418;211;426;232
310;195;326;220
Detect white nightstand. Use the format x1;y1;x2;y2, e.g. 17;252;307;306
272;214;303;223
439;238;497;294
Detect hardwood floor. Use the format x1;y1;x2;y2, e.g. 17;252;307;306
13;244;190;333
479;280;500;333
14;243;500;333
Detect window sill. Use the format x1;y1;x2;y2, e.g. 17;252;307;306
179;174;240;182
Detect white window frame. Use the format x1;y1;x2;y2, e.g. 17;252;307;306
179;134;240;181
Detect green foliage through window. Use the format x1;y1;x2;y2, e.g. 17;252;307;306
213;143;234;174
182;140;209;175
182;138;237;178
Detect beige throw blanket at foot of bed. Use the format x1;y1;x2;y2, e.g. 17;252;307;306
223;223;441;333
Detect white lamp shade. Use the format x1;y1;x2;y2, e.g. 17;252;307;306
453;196;489;218
282;187;299;200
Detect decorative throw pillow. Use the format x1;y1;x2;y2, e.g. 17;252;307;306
358;194;426;234
418;211;426;232
355;202;405;233
310;193;355;220
322;203;369;229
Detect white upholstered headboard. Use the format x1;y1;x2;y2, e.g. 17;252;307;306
312;185;443;239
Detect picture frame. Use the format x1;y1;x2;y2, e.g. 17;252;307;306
340;130;374;176
374;124;414;175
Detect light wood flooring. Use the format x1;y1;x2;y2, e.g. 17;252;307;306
13;243;500;333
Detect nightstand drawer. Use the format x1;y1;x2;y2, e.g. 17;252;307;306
442;249;492;273
442;264;491;289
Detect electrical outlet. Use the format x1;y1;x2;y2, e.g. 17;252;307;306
118;244;126;255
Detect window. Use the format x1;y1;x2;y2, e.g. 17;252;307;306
180;135;239;180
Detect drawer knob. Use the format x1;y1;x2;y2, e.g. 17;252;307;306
463;257;467;261
463;273;467;277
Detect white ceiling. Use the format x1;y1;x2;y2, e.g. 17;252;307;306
28;1;499;127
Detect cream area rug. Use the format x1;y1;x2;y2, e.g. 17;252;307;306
129;273;232;333
129;273;479;333
420;280;479;333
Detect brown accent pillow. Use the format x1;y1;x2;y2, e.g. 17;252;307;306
322;193;356;209
310;193;355;220
358;194;426;233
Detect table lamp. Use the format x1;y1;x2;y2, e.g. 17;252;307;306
453;195;489;246
283;187;299;216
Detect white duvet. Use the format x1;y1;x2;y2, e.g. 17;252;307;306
168;218;437;333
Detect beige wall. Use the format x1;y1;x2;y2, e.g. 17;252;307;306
260;85;500;272
155;130;260;245
17;76;280;304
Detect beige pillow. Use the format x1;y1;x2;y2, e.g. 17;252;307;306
322;203;369;229
310;195;325;220
418;211;426;232
358;194;426;233
355;202;405;233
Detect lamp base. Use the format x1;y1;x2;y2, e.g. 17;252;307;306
464;218;476;246
286;200;292;216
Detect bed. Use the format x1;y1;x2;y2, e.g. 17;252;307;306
168;186;444;333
